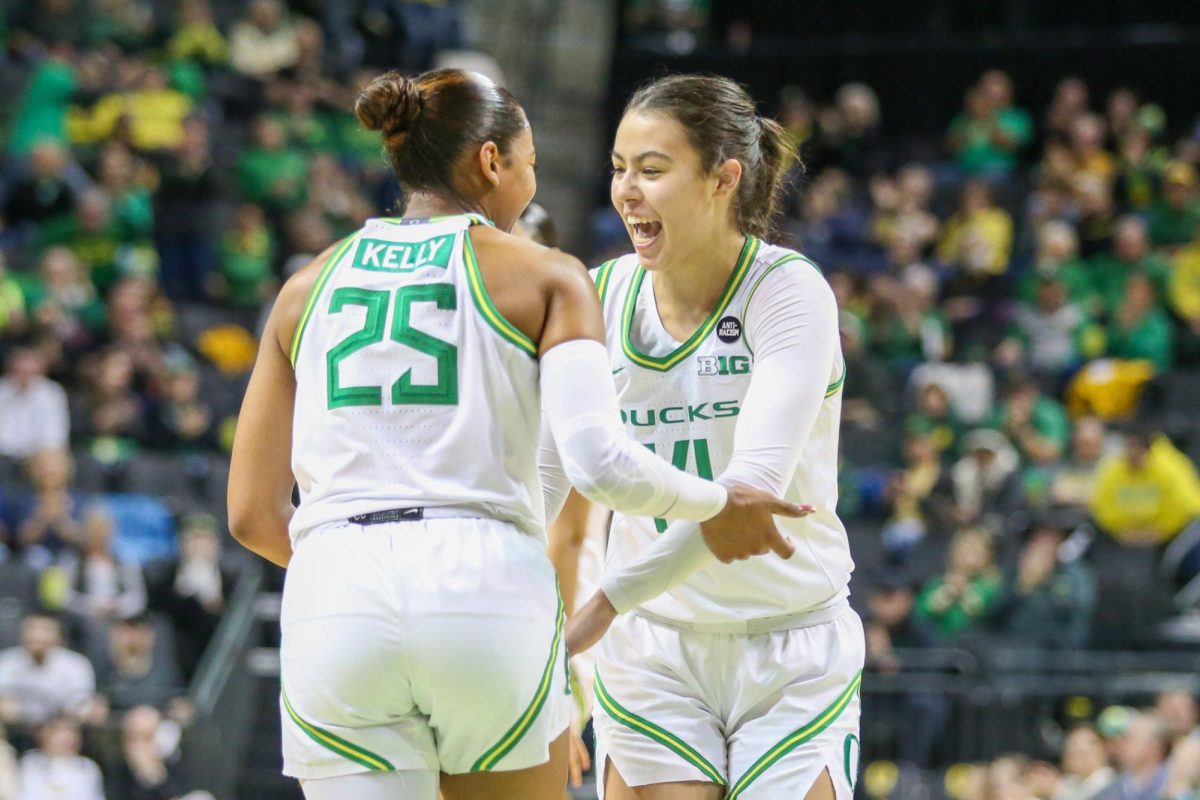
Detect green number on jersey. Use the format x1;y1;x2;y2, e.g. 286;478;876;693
645;438;714;533
325;284;459;409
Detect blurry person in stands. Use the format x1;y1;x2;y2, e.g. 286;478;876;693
1170;216;1200;363
212;203;277;309
938;179;1014;299
1106;272;1174;372
149;514;233;679
106;705;215;800
228;0;300;80
1090;216;1169;314
840;311;897;431
882;432;950;560
1147;161;1200;251
1089;426;1200;549
863;574;946;768
14;450;84;571
0;721;16;800
154;116;221;302
18;716;105;800
147;355;216;452
1017;221;1098;316
95;615;185;717
1059;725;1116;800
1069;113;1115;184
1044;417;1110;512
1099;712;1170;800
74;347;146;459
0;614;96;738
817;82;887;177
62;506;147;643
1045;77;1090;145
986;375;1071;469
1;141;79;232
1155;690;1198;743
915;527;1003;642
906;381;962;458
992;515;1096;649
25;247;105;353
1006;274;1096;382
950;429;1023;528
945;71;1031;177
0;347;69;461
0;254;27;340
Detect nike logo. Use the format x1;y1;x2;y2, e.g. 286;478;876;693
612;366;626;375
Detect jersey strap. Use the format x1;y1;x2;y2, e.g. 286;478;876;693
289;235;357;366
462;231;538;358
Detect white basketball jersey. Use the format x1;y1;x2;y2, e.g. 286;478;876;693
594;237;854;623
288;214;544;542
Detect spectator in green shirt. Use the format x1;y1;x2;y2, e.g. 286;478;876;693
1106;272;1174;371
7;50;77;156
237;115;308;213
1017;220;1099;315
916;527;1003;640
1148;161;1200;251
987;375;1071;467
37;191;128;292
1089;216;1170;310
946;70;1032;176
213;204;276;308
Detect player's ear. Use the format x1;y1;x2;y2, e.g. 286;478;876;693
713;158;742;198
479;141;503;188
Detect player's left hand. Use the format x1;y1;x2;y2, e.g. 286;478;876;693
566;590;618;655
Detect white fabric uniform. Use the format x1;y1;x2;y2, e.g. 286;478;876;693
590;238;863;798
283;214;568;783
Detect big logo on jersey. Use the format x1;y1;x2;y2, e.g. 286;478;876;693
619;400;740;426
697;355;751;376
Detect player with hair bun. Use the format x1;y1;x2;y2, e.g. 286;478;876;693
227;68;801;800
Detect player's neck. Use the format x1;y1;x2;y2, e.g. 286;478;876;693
403;193;487;223
652;231;747;322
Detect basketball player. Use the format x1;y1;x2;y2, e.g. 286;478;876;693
226;69;802;800
562;75;865;800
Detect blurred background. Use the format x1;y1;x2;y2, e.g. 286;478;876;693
0;0;1199;798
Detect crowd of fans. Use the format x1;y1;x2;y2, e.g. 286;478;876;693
0;0;462;797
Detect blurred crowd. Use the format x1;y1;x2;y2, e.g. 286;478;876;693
0;0;464;797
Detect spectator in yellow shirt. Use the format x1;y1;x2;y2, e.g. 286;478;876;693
71;66;193;152
938;179;1014;277
1089;429;1200;546
1170;220;1200;362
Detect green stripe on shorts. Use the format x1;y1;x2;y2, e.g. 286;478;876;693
726;671;863;800
281;688;395;772
471;589;566;771
593;670;727;786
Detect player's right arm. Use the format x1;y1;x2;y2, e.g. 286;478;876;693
471;228;803;532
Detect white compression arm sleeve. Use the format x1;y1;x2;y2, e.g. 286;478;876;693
599;262;840;613
540;339;727;521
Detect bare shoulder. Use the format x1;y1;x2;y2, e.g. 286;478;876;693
269;240;345;353
467;225;588;286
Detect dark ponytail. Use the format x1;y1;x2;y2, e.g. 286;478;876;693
355;69;527;214
625;74;800;239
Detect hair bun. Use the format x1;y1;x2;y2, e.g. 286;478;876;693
355;71;424;144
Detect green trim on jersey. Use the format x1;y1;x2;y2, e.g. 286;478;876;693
741;252;823;359
825;359;847;397
471;590;565;771
594;259;618;306
620;237;760;372
289;235;356;366
594;671;728;786
376;213;496;228
725;671;862;800
462;232;539;359
281;688;396;772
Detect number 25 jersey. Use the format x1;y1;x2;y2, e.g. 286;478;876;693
288;214;544;542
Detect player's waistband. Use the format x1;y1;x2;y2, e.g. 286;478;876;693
634;597;851;635
347;505;494;525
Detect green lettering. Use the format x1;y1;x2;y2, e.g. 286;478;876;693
729;356;751;374
659;406;686;424
687;403;711;422
712;400;741;418
629;409;656;427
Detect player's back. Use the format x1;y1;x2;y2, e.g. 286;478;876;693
288;213;543;541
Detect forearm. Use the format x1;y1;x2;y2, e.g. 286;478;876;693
541;340;726;521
